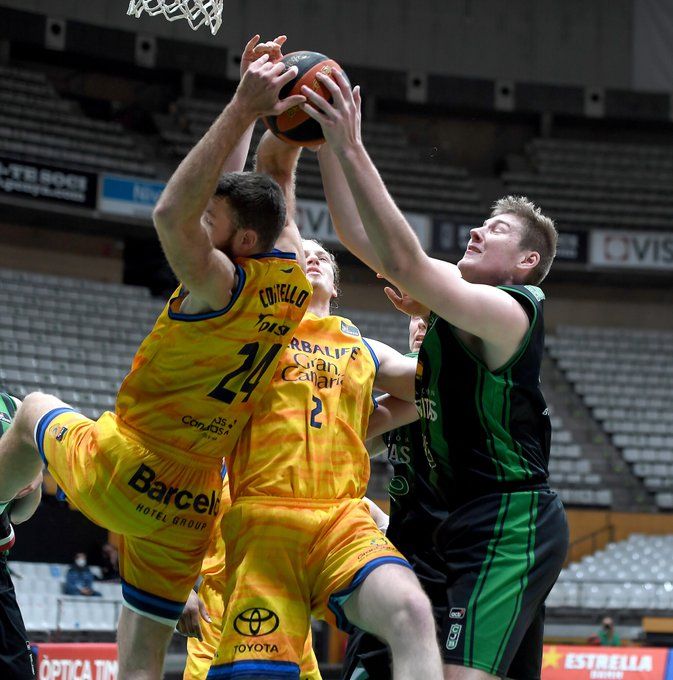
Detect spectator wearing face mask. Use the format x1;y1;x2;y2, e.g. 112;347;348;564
63;552;101;597
597;617;621;646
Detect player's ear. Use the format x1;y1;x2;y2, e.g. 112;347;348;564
237;228;259;254
518;250;540;274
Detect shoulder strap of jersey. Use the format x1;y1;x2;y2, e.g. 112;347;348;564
498;284;544;325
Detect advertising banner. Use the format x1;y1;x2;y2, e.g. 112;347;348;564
296;198;431;249
542;645;670;680
590;230;673;270
98;180;432;250
35;642;118;680
0;157;97;208
99;175;165;218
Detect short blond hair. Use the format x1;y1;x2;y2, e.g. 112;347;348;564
491;195;557;284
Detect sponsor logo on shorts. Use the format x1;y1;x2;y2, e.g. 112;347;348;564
49;425;68;441
356;537;396;562
449;608;466;620
232;642;279;654
254;312;291;337
233;607;280;637
446;623;462;651
128;463;220;518
0;412;11;425
370;536;389;547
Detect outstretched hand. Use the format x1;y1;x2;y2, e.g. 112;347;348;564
236;53;305;118
240;34;287;78
300;69;362;154
379;275;430;318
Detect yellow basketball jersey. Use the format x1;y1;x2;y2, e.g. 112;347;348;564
227;312;378;500
116;252;311;461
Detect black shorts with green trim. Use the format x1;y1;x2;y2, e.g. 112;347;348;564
436;489;568;679
342;489;567;680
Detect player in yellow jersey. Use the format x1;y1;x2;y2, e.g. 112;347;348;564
204;139;443;679
0;37;311;680
178;128;323;680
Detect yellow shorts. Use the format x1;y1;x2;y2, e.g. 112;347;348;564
208;498;409;678
185;576;322;680
35;408;223;625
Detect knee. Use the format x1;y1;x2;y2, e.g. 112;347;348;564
11;392;55;445
389;587;435;634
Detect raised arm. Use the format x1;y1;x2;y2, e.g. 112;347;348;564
367;339;416;402
254;130;305;268
317;144;383;273
152;51;304;312
301;72;529;361
223;35;290;175
367;393;419;440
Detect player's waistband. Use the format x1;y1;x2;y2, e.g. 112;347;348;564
112;414;222;471
231;495;366;509
448;482;555;512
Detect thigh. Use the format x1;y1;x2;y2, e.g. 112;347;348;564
312;500;410;633
436;491;568;678
210;502;314;678
117;605;175;677
0;570;35;679
505;605;545;680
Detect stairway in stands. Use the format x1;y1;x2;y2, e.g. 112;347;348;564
542;355;655;512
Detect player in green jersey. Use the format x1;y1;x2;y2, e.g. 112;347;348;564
303;72;569;680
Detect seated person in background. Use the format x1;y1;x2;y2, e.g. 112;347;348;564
63;552;101;597
98;542;120;582
591;616;621;646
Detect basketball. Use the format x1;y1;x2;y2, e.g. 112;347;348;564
262;51;350;146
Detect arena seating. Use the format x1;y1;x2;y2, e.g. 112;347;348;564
503;137;673;230
9;560;121;633
0;267;162;418
547;534;673;612
548;325;673;509
157;97;486;217
0;65;157;178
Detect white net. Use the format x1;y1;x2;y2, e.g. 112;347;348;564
127;1;223;35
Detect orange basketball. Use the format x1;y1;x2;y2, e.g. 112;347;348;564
263;51;349;147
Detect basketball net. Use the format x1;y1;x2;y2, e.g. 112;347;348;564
127;1;223;35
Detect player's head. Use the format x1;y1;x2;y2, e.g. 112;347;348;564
408;315;427;352
203;172;287;257
457;196;557;286
303;239;339;303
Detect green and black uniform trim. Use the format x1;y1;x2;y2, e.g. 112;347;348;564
0;392;37;679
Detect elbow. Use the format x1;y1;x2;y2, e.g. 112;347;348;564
153;202;179;234
378;250;424;283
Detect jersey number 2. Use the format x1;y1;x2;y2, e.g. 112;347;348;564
310;396;323;429
209;342;282;404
